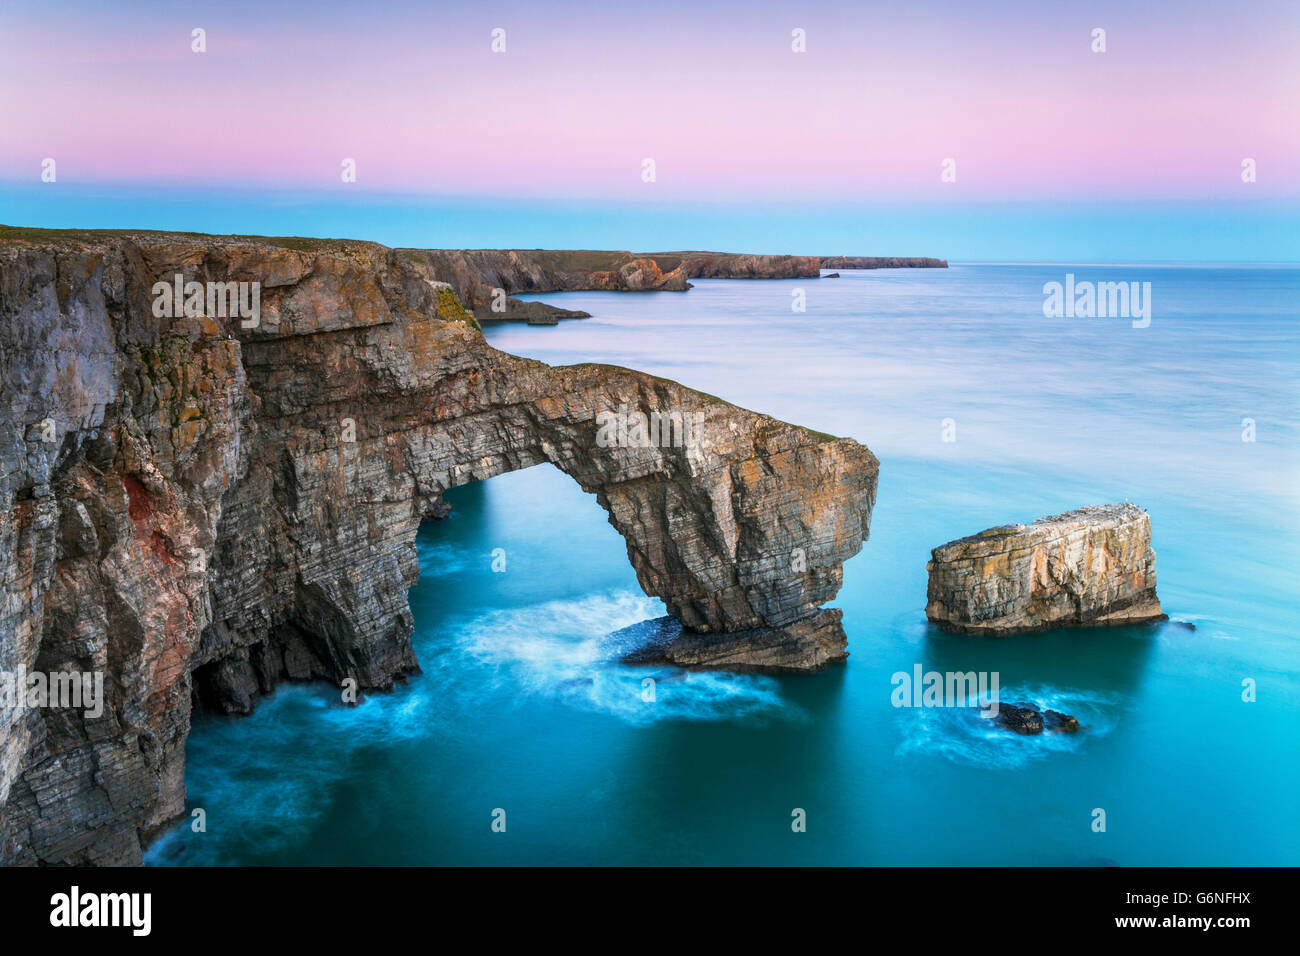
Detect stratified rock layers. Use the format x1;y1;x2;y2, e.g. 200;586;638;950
925;504;1164;635
817;256;947;270
401;249;820;322
0;229;877;864
618;608;849;673
399;250;947;323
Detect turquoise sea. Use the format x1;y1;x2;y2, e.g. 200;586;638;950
148;264;1300;866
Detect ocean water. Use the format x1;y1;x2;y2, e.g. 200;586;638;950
148;264;1300;866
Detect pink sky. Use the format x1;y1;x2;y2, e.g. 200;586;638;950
2;0;1296;200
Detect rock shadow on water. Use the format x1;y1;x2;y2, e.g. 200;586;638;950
917;615;1161;697
889;615;1170;768
894;684;1117;769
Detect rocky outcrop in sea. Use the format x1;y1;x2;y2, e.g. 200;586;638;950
0;227;878;864
995;702;1081;735
925;503;1165;635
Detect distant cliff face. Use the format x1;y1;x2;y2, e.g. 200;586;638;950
658;252;823;280
817;256;948;270
399;249;692;319
395;249;946;324
402;250;844;322
0;228;878;864
925;504;1163;635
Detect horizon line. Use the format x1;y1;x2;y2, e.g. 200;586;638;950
2;224;1295;266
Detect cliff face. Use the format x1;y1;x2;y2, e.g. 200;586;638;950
397;250;946;324
0;228;878;865
652;252;822;280
401;249;921;322
818;256;948;269
925;504;1164;635
400;249;692;321
403;249;827;306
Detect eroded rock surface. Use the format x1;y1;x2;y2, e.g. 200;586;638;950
817;256;948;270
618;608;848;673
400;249;694;322
994;702;1081;735
926;504;1165;635
0;227;878;864
401;249;946;323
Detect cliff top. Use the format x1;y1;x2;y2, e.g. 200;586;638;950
0;226;940;267
932;502;1150;555
0;224;382;254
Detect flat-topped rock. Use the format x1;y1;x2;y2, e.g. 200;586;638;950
926;503;1165;635
617;608;848;673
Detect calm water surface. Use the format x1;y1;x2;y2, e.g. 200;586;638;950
149;264;1300;865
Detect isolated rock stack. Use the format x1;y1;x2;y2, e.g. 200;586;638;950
925;504;1165;635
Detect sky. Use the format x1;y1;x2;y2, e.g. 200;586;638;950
1;0;1297;259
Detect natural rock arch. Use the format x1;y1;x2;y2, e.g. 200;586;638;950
0;231;877;864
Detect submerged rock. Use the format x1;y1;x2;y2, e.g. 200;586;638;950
926;503;1166;636
1043;709;1081;733
996;703;1045;734
0;226;878;864
995;702;1081;735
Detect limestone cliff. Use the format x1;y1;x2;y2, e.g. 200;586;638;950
400;249;945;323
650;252;821;280
818;256;948;270
0;226;877;865
399;249;692;322
925;504;1164;635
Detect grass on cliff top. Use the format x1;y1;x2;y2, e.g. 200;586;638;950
435;287;481;332
397;250;762;273
0;224;376;253
563;362;840;442
0;230;755;267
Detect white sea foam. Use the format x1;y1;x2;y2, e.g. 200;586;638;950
447;590;799;726
895;685;1117;769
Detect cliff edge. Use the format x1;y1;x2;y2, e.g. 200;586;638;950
401;249;946;322
0;226;877;864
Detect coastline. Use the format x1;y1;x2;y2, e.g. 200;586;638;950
0;226;879;865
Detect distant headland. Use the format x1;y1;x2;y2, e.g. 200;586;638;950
398;248;948;324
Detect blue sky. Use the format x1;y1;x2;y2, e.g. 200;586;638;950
2;183;1295;261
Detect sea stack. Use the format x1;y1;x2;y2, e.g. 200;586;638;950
926;503;1165;635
